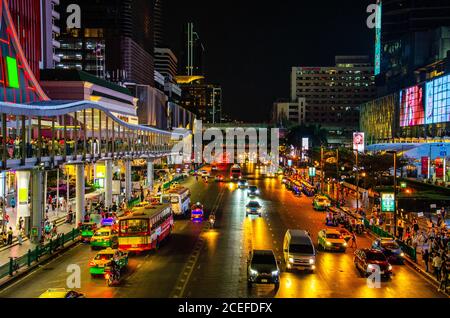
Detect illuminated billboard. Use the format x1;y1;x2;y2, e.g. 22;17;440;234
374;1;382;76
425;74;450;125
353;132;365;152
399;85;424;127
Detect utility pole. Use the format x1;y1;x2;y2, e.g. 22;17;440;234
336;148;340;207
393;151;398;238
321;146;325;194
356;150;359;213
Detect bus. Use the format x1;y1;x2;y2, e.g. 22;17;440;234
230;164;242;181
162;186;191;216
118;203;173;252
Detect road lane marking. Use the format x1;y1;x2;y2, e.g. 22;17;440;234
170;187;226;298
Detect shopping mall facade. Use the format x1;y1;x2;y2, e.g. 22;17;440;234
361;71;450;182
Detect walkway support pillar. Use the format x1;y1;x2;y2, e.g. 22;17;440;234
105;159;113;208
147;159;154;193
76;164;85;225
125;159;132;201
31;168;44;243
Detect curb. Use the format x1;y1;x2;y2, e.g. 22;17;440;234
0;238;81;291
365;228;449;296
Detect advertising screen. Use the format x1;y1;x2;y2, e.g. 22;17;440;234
425;74;450;124
399;85;424;127
353;132;365;152
381;193;395;212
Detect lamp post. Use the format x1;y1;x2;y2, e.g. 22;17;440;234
320;146;325;194
355;150;359;213
387;150;398;238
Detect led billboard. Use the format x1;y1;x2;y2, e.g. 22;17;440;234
399;85;424;127
425;74;450;125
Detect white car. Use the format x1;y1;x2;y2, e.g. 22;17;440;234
200;170;210;178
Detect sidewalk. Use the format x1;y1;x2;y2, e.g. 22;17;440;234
0;214;75;266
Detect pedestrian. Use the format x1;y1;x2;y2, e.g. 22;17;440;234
10;196;15;211
438;259;448;292
413;219;420;234
350;232;357;249
423;249;430;272
2;231;7;245
432;253;443;281
17;229;23;245
18;216;24;231
7;227;13;245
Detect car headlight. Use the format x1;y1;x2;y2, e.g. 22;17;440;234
343;242;348;247
388;265;393;271
400;252;405;257
289;258;294;264
326;241;332;246
271;270;279;276
255;190;259;194
246;208;251;212
250;269;258;276
309;258;315;265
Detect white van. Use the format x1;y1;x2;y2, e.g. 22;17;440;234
283;230;316;272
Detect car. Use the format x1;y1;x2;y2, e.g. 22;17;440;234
39;289;85;298
90;227;119;250
215;174;225;182
238;179;249;189
246;201;262;217
313;195;331;211
354;248;393;278
247;185;260;197
318;228;348;252
79;222;98;243
372;238;405;264
247;250;280;289
89;248;128;276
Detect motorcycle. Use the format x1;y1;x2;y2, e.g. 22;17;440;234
104;266;121;287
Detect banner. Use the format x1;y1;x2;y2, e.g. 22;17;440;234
421;157;429;176
16;171;30;218
435;158;444;179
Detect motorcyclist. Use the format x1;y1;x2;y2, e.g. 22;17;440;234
209;214;216;228
110;253;121;282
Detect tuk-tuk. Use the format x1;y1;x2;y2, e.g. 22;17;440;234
79;222;97;243
191;202;204;223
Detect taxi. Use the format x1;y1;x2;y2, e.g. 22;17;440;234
337;227;353;242
318;228;348;252
79;222;97;243
39;288;85;298
89;248;128;276
90;228;119;250
313;195;331;211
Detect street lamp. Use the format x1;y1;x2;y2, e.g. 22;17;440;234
387;150;398;238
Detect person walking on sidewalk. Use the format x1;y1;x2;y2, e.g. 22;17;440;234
423;249;430;272
17;217;24;232
17;229;23;245
7;227;13;245
432;253;443;281
438;259;449;292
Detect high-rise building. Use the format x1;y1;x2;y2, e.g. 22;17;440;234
154;47;178;83
55;0;155;86
40;0;60;69
153;0;164;47
291;56;376;145
179;22;205;76
177;76;221;124
8;0;42;79
272;98;306;126
378;0;450;94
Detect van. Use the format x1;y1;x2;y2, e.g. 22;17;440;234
283;230;316;272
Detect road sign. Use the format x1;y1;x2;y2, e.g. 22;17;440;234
381;193;395;212
430;204;437;209
400;182;407;189
308;167;316;177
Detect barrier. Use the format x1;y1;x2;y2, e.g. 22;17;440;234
0;228;80;280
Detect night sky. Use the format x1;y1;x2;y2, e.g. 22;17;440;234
166;0;375;123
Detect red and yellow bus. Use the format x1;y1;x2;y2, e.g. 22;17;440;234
118;203;173;252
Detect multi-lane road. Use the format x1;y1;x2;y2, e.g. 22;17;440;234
0;165;446;298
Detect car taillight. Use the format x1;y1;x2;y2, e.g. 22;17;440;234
105;273;110;280
89;261;95;267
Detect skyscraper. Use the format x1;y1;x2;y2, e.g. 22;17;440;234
153;0;164;47
55;0;155;86
40;0;60;70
